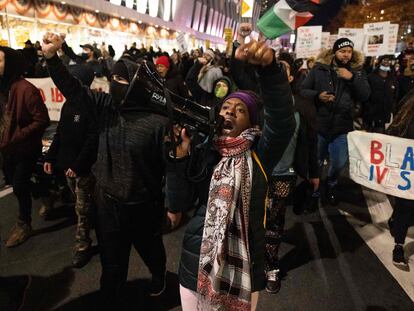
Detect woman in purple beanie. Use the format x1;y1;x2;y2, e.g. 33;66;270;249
167;40;296;311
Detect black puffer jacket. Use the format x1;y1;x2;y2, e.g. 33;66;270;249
46;55;168;203
167;61;295;292
300;49;370;140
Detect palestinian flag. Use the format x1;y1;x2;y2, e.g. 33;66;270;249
258;0;321;39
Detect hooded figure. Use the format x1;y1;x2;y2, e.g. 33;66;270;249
0;46;50;248
42;33;169;307
43;63;99;268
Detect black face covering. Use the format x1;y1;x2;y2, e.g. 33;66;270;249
110;80;129;105
81;53;89;60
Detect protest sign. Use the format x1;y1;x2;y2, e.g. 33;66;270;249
348;131;414;200
320;32;330;50
27;77;109;121
295;26;322;58
328;34;338;50
387;24;399;54
338;28;364;51
363;22;390;56
177;32;188;53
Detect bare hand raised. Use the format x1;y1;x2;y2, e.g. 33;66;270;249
235;40;274;67
42;32;64;59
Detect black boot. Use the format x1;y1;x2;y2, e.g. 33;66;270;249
72;248;93;269
326;184;339;206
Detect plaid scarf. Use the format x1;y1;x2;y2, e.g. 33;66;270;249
197;128;261;311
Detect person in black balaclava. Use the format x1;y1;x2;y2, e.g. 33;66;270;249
0;46;50;247
42;33;169;308
300;38;371;206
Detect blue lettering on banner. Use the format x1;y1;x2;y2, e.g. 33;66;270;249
401;147;414;171
398;171;411;191
369;165;374;181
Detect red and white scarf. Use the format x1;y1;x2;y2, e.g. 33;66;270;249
197;128;261;311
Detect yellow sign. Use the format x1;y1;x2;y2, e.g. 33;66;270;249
241;0;253;18
224;28;233;41
205;40;210;49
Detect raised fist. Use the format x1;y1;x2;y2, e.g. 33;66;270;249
42;32;64;59
235;40;274;66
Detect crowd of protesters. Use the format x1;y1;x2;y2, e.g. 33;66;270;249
1;21;414;310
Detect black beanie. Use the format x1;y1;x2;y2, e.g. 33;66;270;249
111;61;130;82
333;38;354;53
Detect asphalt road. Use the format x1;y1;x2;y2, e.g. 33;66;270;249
0;178;413;311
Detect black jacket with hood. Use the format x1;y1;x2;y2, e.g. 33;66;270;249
300;49;370;140
46;54;169;203
44;64;99;176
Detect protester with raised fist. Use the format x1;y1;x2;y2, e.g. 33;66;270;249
167;39;295;311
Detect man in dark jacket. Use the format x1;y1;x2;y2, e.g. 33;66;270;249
42;33;168;307
43;64;98;269
0;46;50;247
167;40;295;311
300;38;370;205
397;55;414;105
363;55;398;133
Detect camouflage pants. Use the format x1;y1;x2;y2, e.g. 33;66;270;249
265;175;297;271
67;174;95;251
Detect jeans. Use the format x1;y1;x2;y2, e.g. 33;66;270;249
2;153;38;224
318;134;348;187
95;188;166;307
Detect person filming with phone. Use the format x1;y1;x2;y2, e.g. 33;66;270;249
300;38;370;205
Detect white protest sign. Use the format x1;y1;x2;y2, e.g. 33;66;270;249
27;77;109;121
295;26;322;59
348;131;414;200
387;24;399;54
328;34;338;50
338;28;364;51
176;33;188;53
320;32;330;50
363;21;390;56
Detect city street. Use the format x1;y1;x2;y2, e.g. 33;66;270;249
1;178;413;311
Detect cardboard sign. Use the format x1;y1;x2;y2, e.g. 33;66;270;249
26;77;109;121
363;22;390;57
338;28;364;51
295;26;322;58
348;131;414;200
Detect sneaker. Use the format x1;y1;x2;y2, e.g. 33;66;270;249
72;248;93;269
148;272;166;296
5;222;32;248
265;269;281;294
392;245;408;267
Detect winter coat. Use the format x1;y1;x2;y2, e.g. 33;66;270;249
363;70;398;124
164;68;190;99
0;47;49;156
46;55;168;203
167;61;296;292
300;49;370;140
398;75;414;103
